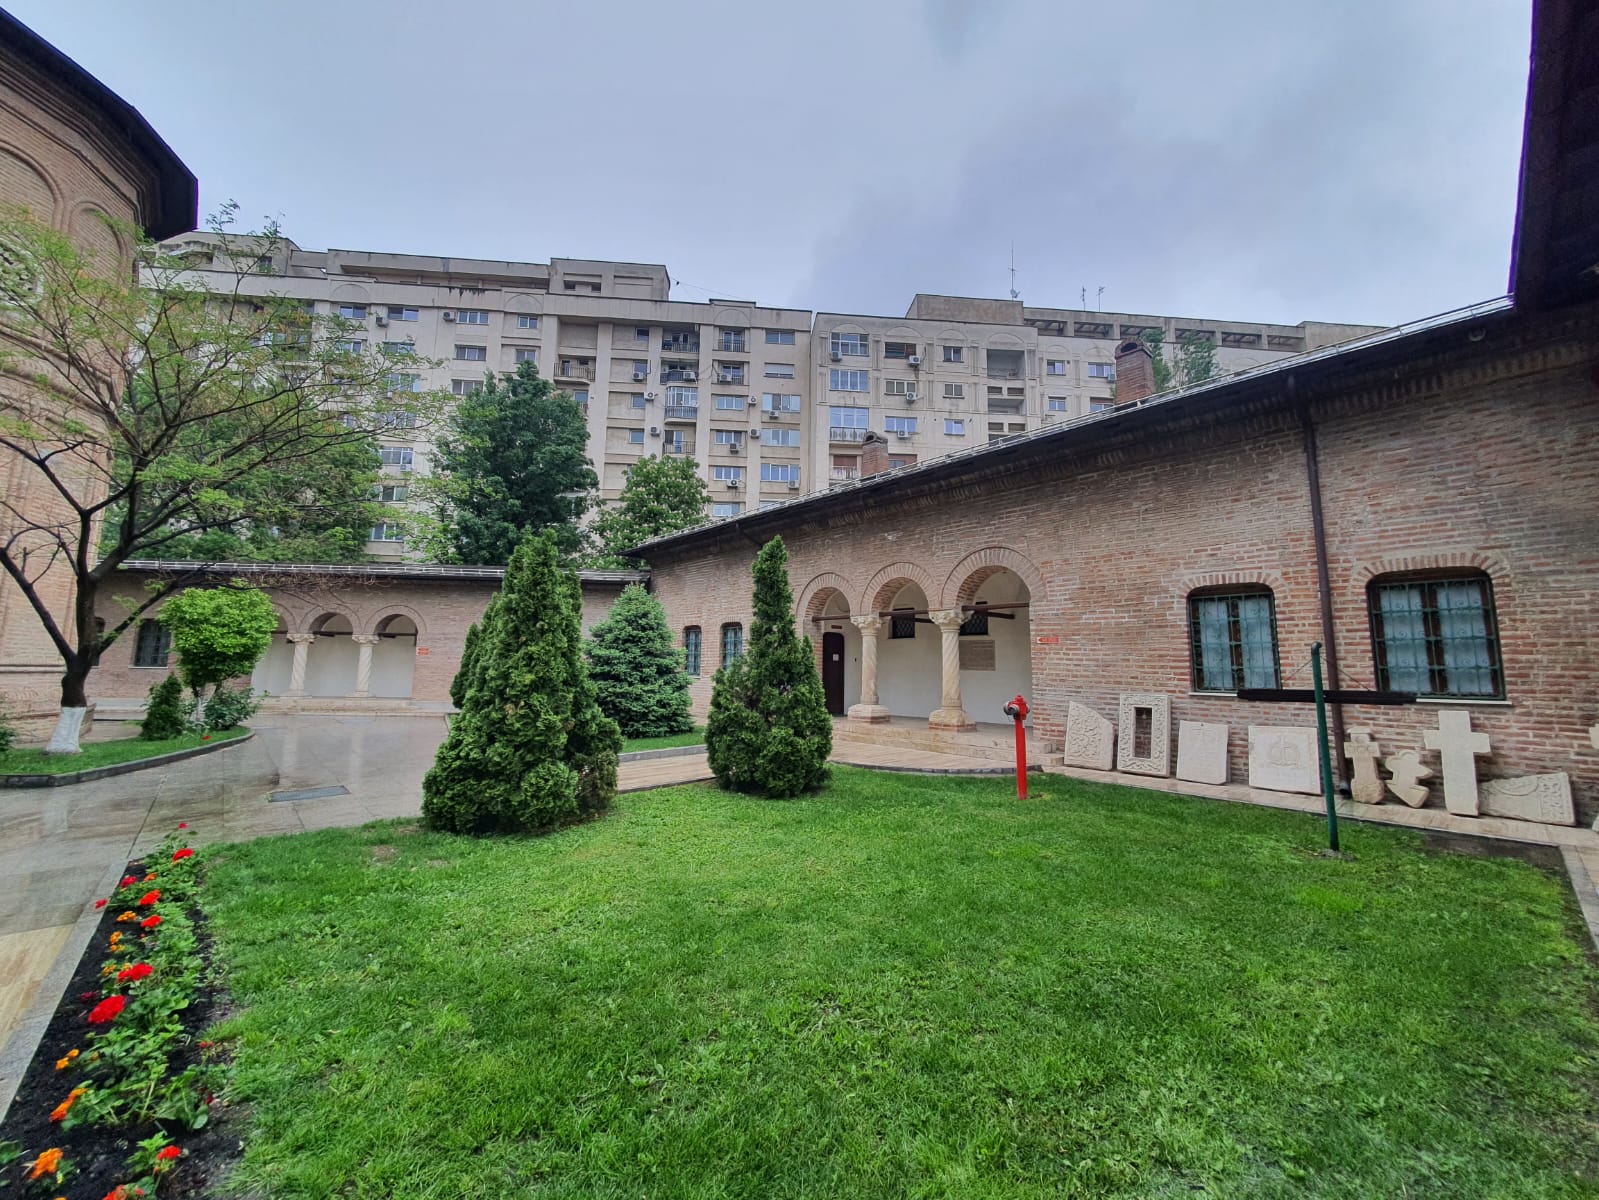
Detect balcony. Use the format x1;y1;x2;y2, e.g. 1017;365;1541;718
555;361;595;381
663;405;699;422
830;467;859;482
829;426;867;443
661;337;699;354
763;406;798;421
663;442;695;457
986;398;1026;415
985;349;1025;379
660;367;698;383
716;334;747;354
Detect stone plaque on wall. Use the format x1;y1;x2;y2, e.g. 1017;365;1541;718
1063;701;1115;770
1247;726;1320;795
958;639;996;671
1116;693;1171;776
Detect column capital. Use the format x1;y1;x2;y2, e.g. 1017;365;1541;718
286;633;317;645
851;614;884;635
351;634;381;645
930;608;964;632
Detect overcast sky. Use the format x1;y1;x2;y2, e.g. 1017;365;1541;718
12;0;1531;327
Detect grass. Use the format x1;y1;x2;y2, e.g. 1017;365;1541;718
202;770;1599;1199
621;726;705;753
0;725;248;775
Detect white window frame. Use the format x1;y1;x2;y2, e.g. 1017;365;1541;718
760;463;800;483
829;368;869;392
942;345;963;363
457;309;489;325
829;332;869;357
830;405;869;429
387;306;419;322
1046;359;1067;375
760;428;801;447
714;394;744;410
944;419;965;435
712;466;745;482
762;393;801;413
884;415;917;434
628;429;646;444
455;344;487;361
765;330;795;345
516;314;539;329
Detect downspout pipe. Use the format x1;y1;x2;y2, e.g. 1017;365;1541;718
1298;397;1348;787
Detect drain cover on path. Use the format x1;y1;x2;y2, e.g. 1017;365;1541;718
270;784;350;803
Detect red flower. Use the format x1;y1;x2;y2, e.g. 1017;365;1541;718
94;898;108;909
87;995;126;1024
177;822;188;829
138;889;160;906
155;1145;180;1162
202;734;210;741
172;847;195;861
140;914;161;929
120;875;137;888
117;962;153;983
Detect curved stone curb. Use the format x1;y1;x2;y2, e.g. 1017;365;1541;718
619;743;707;763
0;729;255;788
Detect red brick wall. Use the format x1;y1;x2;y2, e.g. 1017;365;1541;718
649;338;1599;821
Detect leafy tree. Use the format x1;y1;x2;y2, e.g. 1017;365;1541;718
585;584;692;737
422;531;621;835
589;454;711;566
1136;329;1175;394
449;592;498;709
159;583;278;705
704;536;831;797
0;206;447;751
1135;328;1220;395
139;674;188;740
416;361;595;564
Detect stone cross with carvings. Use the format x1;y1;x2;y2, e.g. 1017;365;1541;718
1422;710;1491;816
1342;727;1384;804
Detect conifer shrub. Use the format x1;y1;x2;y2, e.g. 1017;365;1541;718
585;584;693;738
449;593;499;709
704;536;832;797
422;532;622;835
195;682;261;731
140;674;189;740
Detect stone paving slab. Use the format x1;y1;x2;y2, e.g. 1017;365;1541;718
829;742;1013;774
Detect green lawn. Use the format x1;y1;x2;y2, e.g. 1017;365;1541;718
203;770;1599;1199
621;726;705;753
0;725;247;775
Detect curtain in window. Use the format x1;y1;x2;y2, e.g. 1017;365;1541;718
1194;598;1233;690
1436;581;1494;695
1236;595;1277;688
1377;585;1429;692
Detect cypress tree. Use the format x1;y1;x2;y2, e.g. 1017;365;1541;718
140;674;189;740
705;535;832;797
422;531;621;834
449;592;499;709
585;584;693;737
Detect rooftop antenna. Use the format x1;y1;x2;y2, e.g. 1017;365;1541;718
1008;243;1019;301
1081;286;1087;308
1096;286;1105;310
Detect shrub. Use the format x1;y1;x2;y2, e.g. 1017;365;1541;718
449;593;498;710
422;531;621;835
704;535;831;797
194;682;261;731
160;583;278;704
0;699;14;759
140;674;189;740
585;584;693;738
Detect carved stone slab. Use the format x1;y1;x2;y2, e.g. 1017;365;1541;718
1247;726;1320;795
1175;720;1228;785
1343;727;1385;804
1481;773;1575;825
1384;750;1433;807
1063;701;1114;771
1116;693;1171;776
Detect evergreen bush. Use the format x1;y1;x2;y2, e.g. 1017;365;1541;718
195;682;262;731
0;702;15;760
585;584;693;738
140;674;189;740
449;593;498;710
704;536;832;797
422;531;622;835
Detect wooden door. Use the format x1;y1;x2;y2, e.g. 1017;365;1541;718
822;631;845;715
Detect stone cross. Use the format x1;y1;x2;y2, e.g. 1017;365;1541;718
1422;710;1491;816
1342;727;1384;804
1384;749;1433;807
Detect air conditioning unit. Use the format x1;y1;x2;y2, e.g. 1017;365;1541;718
683;370;698;382
895;430;912;440
644;392;657;402
829;351;842;362
746;396;759;406
787;480;800;490
726;480;741;490
716;371;734;383
375;313;388;326
649;426;661;435
632;370;647;383
441;311;456;322
727;442;742;455
907;355;921;366
904;393;917;404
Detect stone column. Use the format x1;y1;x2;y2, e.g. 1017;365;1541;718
351;634;380;698
847;614;890;722
285;634;315;698
928;609;975;731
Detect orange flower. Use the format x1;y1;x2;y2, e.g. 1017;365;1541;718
116;911;137;923
54;1049;78;1070
28;1147;63;1179
49;1085;87;1122
103;1188;129;1200
142;872;156;882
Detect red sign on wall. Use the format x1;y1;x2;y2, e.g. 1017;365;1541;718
416;646;430;656
1036;636;1060;645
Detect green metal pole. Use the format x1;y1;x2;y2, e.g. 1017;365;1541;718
1311;642;1340;852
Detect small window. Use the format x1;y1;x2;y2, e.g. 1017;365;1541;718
715;395;744;410
721;623;744;663
1089;399;1112;413
712;466;744;482
1046;359;1066;375
761;463;800;483
942;345;963;363
829;368;870;392
712;502;742;517
455;344;487;361
829;332;869;357
451;379;483;396
888;453;917;469
631;394;648;409
457;309;489;325
760;428;801;447
370;522;405;542
133;619;171;667
766;330;796;345
1369;574;1503;698
337;303;367;319
387;306;419;322
889;608;917;639
683;627;702;675
765;363;796;378
944;383;964;399
883;379;914;396
628;429;645;444
634;326;651;342
515;347;538;363
377;484;408;502
1047;397;1068;412
1189;590;1280;692
1087;362;1115;379
379;447;414;469
516;314;539;329
944;419;965;435
884;341;916;359
884;415;917;434
762;393;802;413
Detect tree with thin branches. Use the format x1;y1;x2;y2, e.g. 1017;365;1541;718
0;205;448;750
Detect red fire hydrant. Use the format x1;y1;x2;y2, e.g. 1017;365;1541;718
1003;694;1029;799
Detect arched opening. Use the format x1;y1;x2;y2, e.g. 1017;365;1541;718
252;614;293;696
305;612;357;697
805;588;859;716
874;579;940;719
953;567;1033;725
371;614;419;699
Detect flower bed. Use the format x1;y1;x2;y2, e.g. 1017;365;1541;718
0;826;235;1198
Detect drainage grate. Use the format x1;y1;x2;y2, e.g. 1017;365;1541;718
270;784;350;803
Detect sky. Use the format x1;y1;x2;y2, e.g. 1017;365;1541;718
10;0;1532;327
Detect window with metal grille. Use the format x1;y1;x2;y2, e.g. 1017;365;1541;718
959;608;989;636
1188;589;1279;692
889;608;916;639
721;623;743;664
133;619;171;667
1369;574;1503;698
683;627;701;675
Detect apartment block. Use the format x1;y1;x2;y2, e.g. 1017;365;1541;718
157;233;1376;560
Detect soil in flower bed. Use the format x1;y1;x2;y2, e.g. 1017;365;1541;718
0;856;239;1199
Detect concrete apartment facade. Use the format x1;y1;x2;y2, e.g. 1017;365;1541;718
157;233;1377;560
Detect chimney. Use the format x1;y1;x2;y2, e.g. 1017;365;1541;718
859;430;890;477
1113;339;1157;405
